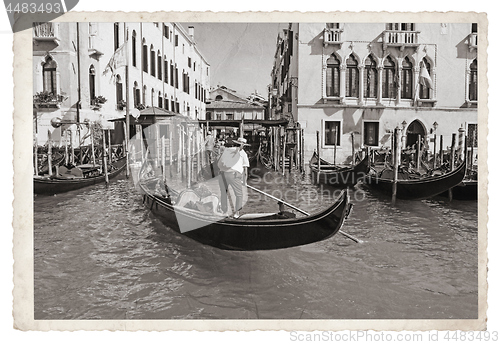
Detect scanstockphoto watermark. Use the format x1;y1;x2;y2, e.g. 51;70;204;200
289;331;424;342
3;1;79;33
289;331;499;342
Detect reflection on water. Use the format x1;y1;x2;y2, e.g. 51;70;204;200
34;170;478;319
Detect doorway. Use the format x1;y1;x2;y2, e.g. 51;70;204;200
405;120;426;148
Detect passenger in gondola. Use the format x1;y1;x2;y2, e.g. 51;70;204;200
217;137;250;218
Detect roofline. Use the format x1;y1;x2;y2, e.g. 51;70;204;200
174;23;211;67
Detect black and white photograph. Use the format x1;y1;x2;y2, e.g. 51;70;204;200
11;9;489;333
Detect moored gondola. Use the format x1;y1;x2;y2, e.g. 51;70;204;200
34;156;127;195
139;179;352;251
364;156;468;200
310;151;371;186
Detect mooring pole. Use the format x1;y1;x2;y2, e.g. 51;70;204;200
392;127;400;206
316;130;321;184
102;129;109;185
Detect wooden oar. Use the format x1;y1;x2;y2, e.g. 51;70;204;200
246;185;361;243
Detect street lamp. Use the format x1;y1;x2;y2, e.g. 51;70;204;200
432;121;439;133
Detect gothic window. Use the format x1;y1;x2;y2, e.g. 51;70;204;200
131;31;137;67
401;57;413;99
157;51;162;80
469;59;478;101
150;45;155;77
364;55;378;98
382;56;396;99
142;40;148;73
89;65;96;102
42;56;57;94
134;81;140;107
346;55;359;98
158;91;162;108
419;58;432;100
115;75;123;104
326;55;340;97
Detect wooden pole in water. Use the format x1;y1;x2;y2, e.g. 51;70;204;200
161;136;166;184
416;134;421;172
470;129;476;172
102;128;109;184
282;130;286;175
34;131;39;176
107;129;112;163
333;127;337;166
316;130;321;184
187;128;192;188
64;130;69;165
439;135;444;167
448;133;457;201
351;132;355;167
69;129;74;165
301;128;305;173
169;136;173;178
433;133;437;169
47;129;53;176
90;128;96;167
392;127;400;205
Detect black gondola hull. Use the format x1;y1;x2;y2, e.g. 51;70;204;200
310;153;371;186
365;158;468;200
141;183;350;251
34;157;127;195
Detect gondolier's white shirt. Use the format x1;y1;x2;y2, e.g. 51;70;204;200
222;148;249;174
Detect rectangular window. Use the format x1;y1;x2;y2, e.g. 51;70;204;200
326;66;340;97
226;113;234;120
216;112;222;120
324;121;341;146
175;35;178;46
364;122;379;146
188;57;191;68
114;23;119;51
467;123;478;148
159;125;170;139
164;61;168;84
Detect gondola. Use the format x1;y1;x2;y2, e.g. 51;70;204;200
364;156;468;200
139;178;352;251
34;156;127;195
309;151;371;186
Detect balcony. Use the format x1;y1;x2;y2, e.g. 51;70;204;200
467;33;478;51
33;22;60;46
88;35;104;58
323;28;343;46
382;30;419;51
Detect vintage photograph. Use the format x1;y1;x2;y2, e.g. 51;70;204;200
21;12;486;330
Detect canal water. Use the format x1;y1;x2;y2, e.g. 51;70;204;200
34;169;477;320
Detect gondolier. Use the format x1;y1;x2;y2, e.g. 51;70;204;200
217;137;250;218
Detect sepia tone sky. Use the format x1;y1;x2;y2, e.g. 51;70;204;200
181;22;288;98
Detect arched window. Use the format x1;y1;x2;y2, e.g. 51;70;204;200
215;95;223;101
401;57;413;99
170;61;174;86
171;97;175;112
164;57;168;83
326;55;340;97
151;88;155;106
150;45;155;77
382;56;396;98
115;74;123;105
158;91;162;108
133;81;140;107
164;94;169;110
469;59;478;101
89;65;96;102
142;39;148;73
42;56;57;94
419;58;432;100
157;51;162;80
346;55;359;97
364;55;378;98
131;31;137;67
143;85;147;106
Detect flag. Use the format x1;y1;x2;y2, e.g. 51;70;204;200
103;43;127;81
418;62;433;89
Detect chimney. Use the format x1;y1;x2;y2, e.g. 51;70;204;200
188;26;194;40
